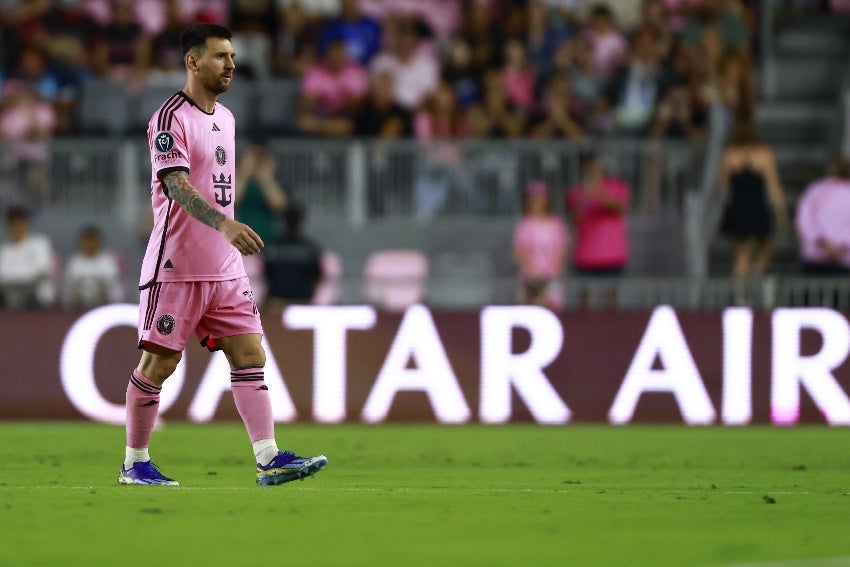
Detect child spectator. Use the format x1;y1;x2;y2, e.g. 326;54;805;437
63;225;123;308
513;180;570;310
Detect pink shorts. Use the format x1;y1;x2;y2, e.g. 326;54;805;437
138;276;262;352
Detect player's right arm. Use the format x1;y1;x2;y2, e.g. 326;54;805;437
162;170;264;255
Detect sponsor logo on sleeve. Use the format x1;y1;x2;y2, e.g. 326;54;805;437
153;132;183;165
154;132;175;153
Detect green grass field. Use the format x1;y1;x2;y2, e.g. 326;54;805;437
1;423;849;566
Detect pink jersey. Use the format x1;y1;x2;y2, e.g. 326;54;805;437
140;91;245;288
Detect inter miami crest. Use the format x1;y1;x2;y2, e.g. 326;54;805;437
155;132;174;153
156;314;175;335
215;146;227;166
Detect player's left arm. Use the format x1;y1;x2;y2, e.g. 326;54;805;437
162;170;264;255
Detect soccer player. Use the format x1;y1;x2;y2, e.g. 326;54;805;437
119;23;327;486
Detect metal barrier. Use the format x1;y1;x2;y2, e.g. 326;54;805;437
0;137;706;228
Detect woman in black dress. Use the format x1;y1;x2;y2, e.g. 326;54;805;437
718;113;789;281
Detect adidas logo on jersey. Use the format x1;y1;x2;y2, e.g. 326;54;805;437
212;123;221;131
163;259;174;269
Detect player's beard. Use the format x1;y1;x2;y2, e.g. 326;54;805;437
201;69;232;95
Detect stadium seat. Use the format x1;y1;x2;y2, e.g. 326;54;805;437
362;249;428;312
77;79;130;135
312;250;343;305
253;79;301;135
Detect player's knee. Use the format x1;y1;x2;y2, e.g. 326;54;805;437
138;349;182;385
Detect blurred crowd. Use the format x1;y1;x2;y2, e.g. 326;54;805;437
0;0;765;144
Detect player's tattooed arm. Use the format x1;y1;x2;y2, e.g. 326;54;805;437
161;170;265;255
162;171;225;230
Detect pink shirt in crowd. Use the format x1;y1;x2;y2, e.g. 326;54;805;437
302;61;369;115
566;177;630;269
502;67;536;111
584;29;628;78
141;91;244;287
360;0;462;37
370;46;440;110
513;215;570;280
795;176;850;267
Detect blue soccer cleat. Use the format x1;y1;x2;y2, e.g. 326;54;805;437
256;451;327;486
118;461;179;486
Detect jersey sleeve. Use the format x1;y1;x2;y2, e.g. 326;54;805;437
150;112;190;182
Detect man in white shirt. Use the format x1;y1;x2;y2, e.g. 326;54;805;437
0;206;55;308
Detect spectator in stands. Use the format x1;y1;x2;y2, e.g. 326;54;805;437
648;79;705;139
460;0;504;76
296;38;369;137
274;0;321;77
513;180;570;310
795;157;850;276
606;25;663;136
565;151;630;276
500;38;536;112
370;16;440;111
563;36;607;128
0;79;56;204
91;1;150;90
682;0;750;57
38;2;98;131
524;0;575;80
63;225;123;308
319;0;382;66
148;0;186;86
229;0;277;80
263;201;323;308
413;80;465;220
0;206;55;308
718;112;788;285
479;68;526;138
353;70;412;137
235;140;288;246
584;3;628;80
530;74;584;139
442;36;482;110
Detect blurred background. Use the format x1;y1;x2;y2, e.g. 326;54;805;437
1;0;850;314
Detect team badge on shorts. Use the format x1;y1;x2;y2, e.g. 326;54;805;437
155;132;175;153
156;314;176;335
215;145;227;166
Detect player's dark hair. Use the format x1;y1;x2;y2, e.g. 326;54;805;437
180;23;232;56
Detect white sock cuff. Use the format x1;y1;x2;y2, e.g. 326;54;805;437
252;438;279;465
124;446;150;469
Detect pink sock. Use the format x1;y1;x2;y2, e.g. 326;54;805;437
126;369;161;449
231;367;274;443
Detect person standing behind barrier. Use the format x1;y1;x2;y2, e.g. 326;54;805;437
795;156;850;276
235;140;288;246
718;113;788;285
565;151;630;276
513;180;570;310
0;206;56;308
63;225;124;309
263;202;323;308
